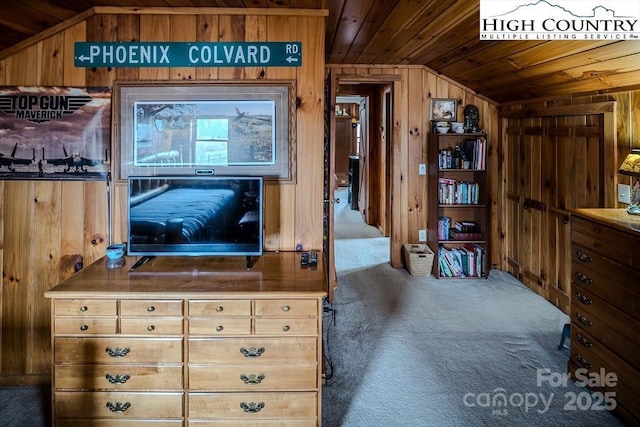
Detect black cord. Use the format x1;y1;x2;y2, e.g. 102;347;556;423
322;298;336;381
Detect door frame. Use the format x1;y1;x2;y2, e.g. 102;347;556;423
327;72;400;301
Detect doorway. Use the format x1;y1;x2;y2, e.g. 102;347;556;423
334;84;392;237
326;76;394;300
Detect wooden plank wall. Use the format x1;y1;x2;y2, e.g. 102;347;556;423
0;7;325;383
327;64;499;268
499;92;639;313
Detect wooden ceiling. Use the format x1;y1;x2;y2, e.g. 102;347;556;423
2;0;640;104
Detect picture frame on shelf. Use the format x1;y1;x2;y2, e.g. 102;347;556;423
113;80;296;182
430;98;457;121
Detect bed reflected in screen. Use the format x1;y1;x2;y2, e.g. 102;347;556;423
127;175;263;257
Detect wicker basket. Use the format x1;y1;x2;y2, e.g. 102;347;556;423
403;244;435;276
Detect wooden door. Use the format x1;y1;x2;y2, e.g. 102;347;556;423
504;112;608;313
325;71;339;302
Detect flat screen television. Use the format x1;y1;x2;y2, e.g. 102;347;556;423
127;175;263;258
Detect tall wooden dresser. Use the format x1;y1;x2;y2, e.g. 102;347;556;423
45;253;327;426
570;209;640;426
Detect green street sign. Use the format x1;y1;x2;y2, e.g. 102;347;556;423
74;42;302;68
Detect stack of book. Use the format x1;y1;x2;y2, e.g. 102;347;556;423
449;220;482;240
438;244;485;278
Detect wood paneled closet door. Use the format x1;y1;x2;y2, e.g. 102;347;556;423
504;113;605;314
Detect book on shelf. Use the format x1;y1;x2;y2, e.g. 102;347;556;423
439;247;464;277
438;216;451;240
438;136;486;170
455;220;480;232
449;229;482;240
438;244;485;278
438;179;480;205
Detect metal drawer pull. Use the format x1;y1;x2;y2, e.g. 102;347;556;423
575;293;592;305
216;325;224;332
105;373;131;384
105;347;130;358
79;306;88;312
240;402;265;413
574;272;592;285
282;305;290;312
574;354;591;369
575;333;592;348
575;312;592;327
240;373;265;384
240;346;265;358
146;306;155;312
80;325;88;331
146;325;155;331
282;325;290;332
575;251;592;263
106;401;131;413
216;306;224;312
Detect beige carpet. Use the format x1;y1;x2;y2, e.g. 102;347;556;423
322;188;626;427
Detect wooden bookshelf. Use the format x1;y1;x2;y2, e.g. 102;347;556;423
427;132;490;278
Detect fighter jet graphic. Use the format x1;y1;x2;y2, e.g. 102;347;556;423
43;145;107;173
0;143;35;172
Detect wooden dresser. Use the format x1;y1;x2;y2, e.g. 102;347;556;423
570;209;640;426
45;253;327;426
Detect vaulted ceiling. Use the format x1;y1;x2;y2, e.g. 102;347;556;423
2;0;639;104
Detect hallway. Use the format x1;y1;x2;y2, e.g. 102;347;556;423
333;187;389;273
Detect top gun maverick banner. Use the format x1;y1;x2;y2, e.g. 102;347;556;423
0;86;111;180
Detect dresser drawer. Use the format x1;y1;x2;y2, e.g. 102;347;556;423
189;317;251;335
120;300;183;316
120;317;183;335
55;391;183;419
55;299;117;316
571;261;640;321
55;365;183;390
571;301;640;369
571;286;638;340
56;421;182;426
189;337;317;364
189;365;317;391
189;300;251;316
188;391;317;420
571;245;638;291
570;325;640;404
255;299;318;316
571;230;632;266
571;216;633;251
54;317;117;335
188;420;316;427
254;318;318;335
54;338;183;364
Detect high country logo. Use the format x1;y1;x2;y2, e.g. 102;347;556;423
0;95;92;123
480;0;640;40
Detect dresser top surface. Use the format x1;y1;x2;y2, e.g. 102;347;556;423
572;208;640;236
46;252;327;299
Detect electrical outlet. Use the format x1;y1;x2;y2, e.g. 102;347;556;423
618;184;631;204
419;164;426;175
418;229;427;241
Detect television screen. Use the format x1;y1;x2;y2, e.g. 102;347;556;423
127;175;263;257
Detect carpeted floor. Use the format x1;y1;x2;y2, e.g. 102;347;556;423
321;188;626;426
0;188;628;426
